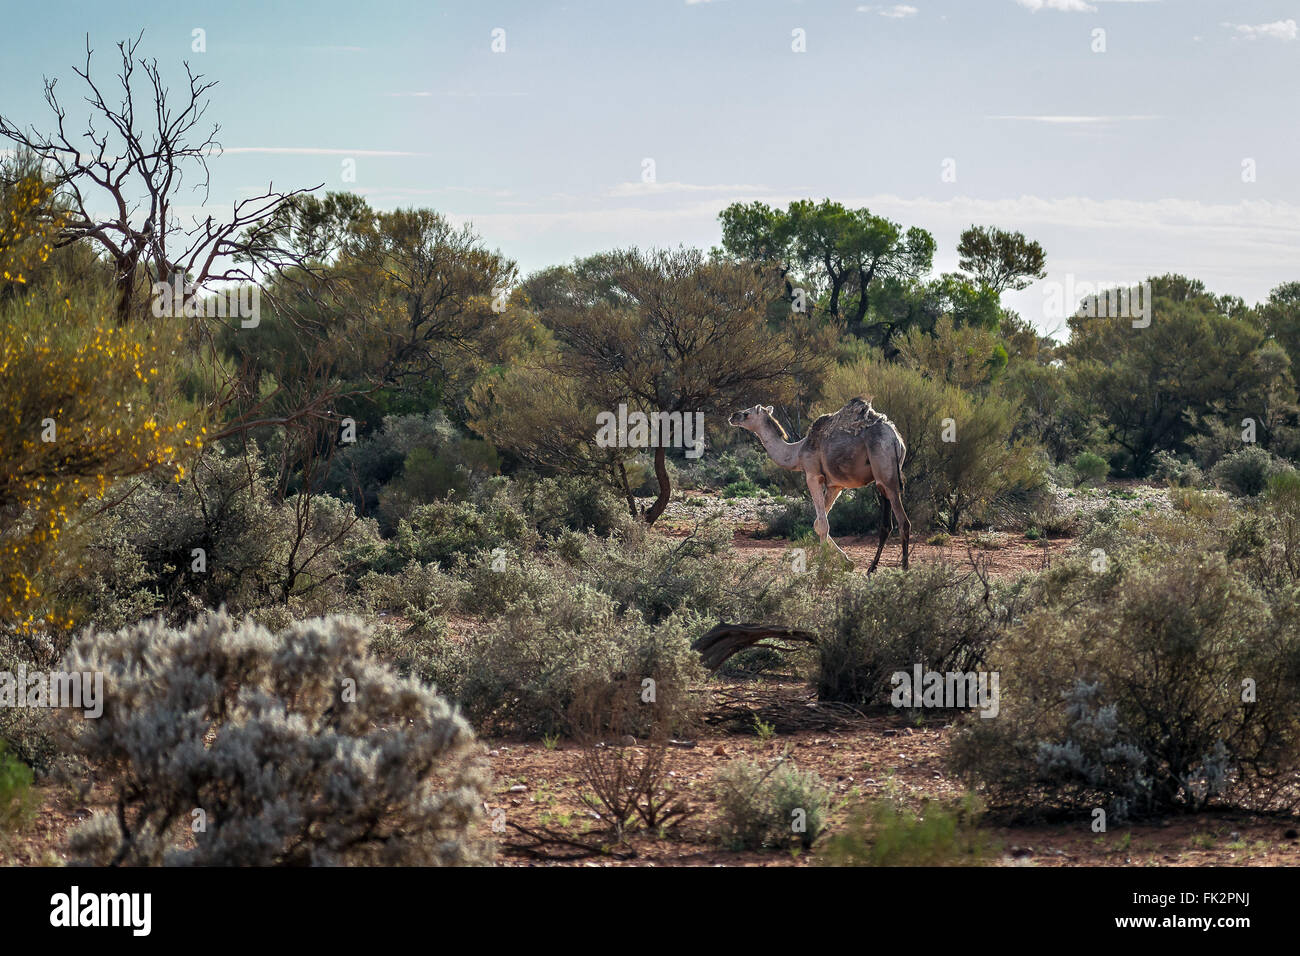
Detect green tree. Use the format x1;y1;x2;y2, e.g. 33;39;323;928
718;199;936;346
1260;281;1300;372
956;225;1047;295
1064;275;1294;475
484;248;824;524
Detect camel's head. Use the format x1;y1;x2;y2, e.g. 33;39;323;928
728;405;776;432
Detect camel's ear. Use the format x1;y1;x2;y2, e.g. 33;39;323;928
761;404;774;415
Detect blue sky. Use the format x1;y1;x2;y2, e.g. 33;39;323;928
2;0;1297;336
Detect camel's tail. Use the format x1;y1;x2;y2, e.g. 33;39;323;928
895;439;906;493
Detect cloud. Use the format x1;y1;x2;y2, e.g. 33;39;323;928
1014;0;1097;11
605;181;772;197
220;147;430;157
1221;19;1298;42
857;5;920;17
355;185;514;200
384;90;529;98
986;115;1161;124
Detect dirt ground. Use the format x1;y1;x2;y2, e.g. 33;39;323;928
481;682;1300;867
13;688;1294;867
728;529;1063;577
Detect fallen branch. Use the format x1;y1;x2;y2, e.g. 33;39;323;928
692;622;817;672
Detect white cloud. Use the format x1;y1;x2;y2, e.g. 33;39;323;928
606;181;771;197
986;114;1160;124
221;147;429;157
384;91;529;98
857;5;920;17
1014;0;1097;12
1222;19;1298;42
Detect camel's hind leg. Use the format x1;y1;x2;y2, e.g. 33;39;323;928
879;481;911;571
867;486;891;574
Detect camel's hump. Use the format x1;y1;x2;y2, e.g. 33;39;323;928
807;397;890;443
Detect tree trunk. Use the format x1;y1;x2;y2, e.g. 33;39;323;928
616;461;638;519
643;444;671;525
846;272;871;337
114;260;136;325
828;272;844;319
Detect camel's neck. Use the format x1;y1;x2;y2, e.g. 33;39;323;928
754;422;804;470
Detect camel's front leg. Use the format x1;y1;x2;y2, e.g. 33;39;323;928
806;475;853;567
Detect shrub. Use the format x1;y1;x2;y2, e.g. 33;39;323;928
577;524;734;624
722;478;765;499
821;795;995;866
380;486;536;571
1151;450;1204;489
63;611;491;865
518;474;632;538
357;561;462;618
366;615;466;693
1072;451;1108;487
1211;446;1291;497
759;490;881;539
321;410;497;527
758;497;815;540
816;564;1005;710
52;447;382;629
0;742;36;835
950;551;1300;817
1168;486;1226;517
1025;504;1081;539
712;755;830;850
1;173;199;633
454;548;565;617
569;680;697;838
444;583;704;738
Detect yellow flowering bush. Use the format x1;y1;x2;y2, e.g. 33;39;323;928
1;171;201;633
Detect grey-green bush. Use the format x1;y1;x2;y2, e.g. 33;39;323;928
712;755;830;850
1211;445;1292;497
950;550;1300;817
63;611;491;866
1072;451;1108;486
816;564;1005;710
445;587;704;739
519;474;633;538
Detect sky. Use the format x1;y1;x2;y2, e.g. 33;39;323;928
1;0;1297;338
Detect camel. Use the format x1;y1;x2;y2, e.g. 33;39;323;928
729;398;910;572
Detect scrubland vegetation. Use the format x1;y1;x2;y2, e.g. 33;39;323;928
3;41;1300;867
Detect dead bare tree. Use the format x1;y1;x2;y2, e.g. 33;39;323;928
0;32;319;323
